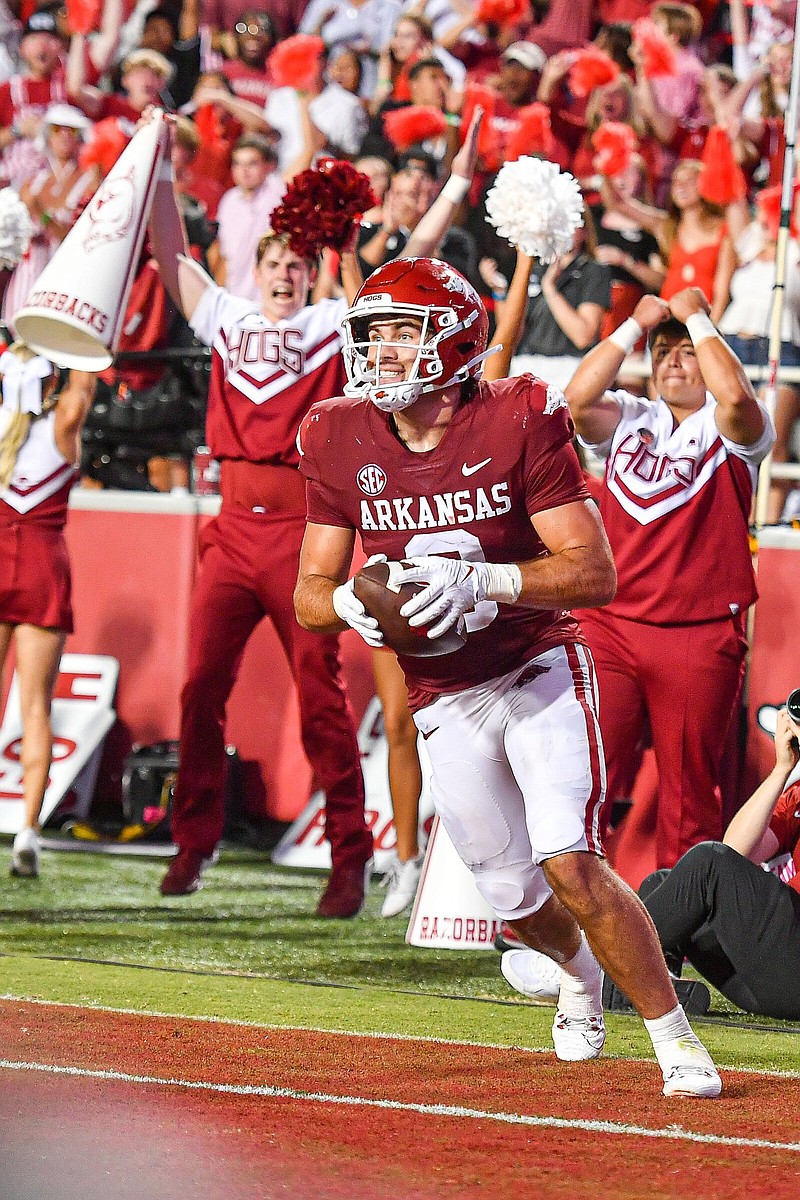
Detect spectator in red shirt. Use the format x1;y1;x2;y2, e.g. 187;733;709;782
0;8;66;188
221;9;276;109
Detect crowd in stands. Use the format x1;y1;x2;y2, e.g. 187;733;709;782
0;0;799;513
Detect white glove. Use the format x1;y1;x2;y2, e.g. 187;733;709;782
398;557;521;639
331;555;388;648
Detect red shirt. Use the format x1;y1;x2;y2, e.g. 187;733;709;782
190;286;347;465
299;375;588;709
222;60;273;108
0;70;66;124
768;782;800;894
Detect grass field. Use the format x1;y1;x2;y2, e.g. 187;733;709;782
1;842;798;1075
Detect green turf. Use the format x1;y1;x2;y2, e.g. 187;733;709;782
1;843;798;1074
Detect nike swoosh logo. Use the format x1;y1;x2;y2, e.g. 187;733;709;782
421;726;439;740
462;457;492;477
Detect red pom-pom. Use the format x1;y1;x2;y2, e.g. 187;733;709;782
475;0;530;25
592;122;638;177
269;158;377;260
268;35;325;91
383;106;449;150
756;181;800;240
461;82;501;169
568;47;620;99
79;117;130;176
506;103;553;161
66;0;102;34
632;19;677;79
698;126;747;206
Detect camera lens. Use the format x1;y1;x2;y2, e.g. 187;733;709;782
787;689;800;722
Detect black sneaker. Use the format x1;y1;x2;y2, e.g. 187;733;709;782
602;974;711;1016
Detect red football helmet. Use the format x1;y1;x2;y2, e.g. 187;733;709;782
342;258;490;412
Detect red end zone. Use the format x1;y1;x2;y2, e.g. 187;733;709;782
0;1000;797;1200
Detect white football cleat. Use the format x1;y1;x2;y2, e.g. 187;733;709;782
500;949;561;1005
551;1010;606;1061
380;853;423;917
660;1035;722;1098
11;827;40;878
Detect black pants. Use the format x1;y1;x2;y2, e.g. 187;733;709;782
641;841;800;1021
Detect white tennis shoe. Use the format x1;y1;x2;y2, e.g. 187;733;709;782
551;1010;607;1061
380;853;423;918
10;827;40;878
660;1035;722;1098
500;949;561;1004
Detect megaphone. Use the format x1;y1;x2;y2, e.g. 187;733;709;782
15;112;168;371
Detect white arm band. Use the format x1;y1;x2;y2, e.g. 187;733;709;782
440;174;470;204
607;317;642;354
481;562;523;604
685;311;721;346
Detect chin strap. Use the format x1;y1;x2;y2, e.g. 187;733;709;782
436;343;502;390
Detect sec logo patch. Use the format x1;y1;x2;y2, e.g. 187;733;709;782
357;464;387;496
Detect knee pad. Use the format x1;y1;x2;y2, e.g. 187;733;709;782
528;812;588;862
475;863;552;921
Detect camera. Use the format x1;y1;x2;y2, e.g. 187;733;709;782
788;689;800;723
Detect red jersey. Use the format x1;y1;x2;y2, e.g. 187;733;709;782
222;60;273;108
190;285;347;465
582;391;774;624
299;375;589;708
768;782;800;895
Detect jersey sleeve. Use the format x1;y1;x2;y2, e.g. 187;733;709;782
717;400;776;467
577;389;645;458
189;284;258;348
519;376;590;515
297;405;353;528
768;783;800;857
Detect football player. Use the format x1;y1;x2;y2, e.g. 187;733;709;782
294;257;722;1097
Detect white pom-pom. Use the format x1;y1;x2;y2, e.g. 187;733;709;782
0;188;34;271
485;158;584;264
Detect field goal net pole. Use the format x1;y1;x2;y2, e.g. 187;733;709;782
754;0;800;530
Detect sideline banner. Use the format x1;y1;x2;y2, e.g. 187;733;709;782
271;696;435;873
0;654;118;833
405;815;502;951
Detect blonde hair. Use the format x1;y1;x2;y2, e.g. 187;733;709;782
0;342;58;489
122;48;173;80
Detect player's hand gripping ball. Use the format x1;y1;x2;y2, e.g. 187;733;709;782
353;559;467;657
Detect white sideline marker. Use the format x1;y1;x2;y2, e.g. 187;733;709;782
1;1058;798;1154
0;654;118;833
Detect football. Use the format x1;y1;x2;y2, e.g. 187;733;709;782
353;560;467;657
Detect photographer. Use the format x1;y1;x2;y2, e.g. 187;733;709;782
630;698;800;1021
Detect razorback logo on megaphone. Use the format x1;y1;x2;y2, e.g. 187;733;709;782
82;167;137;254
14;112;168;372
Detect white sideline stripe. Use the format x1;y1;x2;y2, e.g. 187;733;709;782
2;994;798;1081
1;1057;798;1153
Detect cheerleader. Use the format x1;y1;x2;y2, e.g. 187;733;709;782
0;343;93;877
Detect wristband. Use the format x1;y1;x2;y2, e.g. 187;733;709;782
441;174;470;204
40;210;52;226
685;311;720;346
607;317;642;354
491;289;507;302
481;562;522;605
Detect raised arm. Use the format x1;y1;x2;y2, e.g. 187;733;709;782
667;288;765;445
54;370;96;465
723;708;799;861
402;105;482;259
482;249;534;382
565;293;670;444
146;117;214;318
